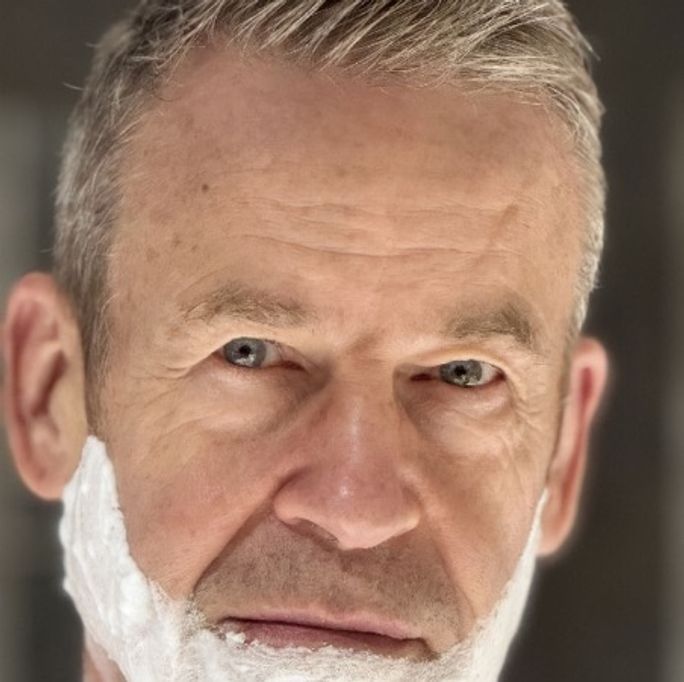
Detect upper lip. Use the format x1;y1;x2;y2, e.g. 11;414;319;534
221;607;419;641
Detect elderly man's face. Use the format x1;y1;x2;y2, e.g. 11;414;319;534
3;46;607;667
91;48;590;658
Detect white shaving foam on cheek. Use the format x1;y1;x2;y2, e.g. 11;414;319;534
59;436;547;682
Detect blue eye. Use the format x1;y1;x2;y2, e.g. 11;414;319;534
439;360;501;388
218;340;500;388
220;337;277;369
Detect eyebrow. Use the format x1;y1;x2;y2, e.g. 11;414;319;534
179;280;319;329
178;280;540;354
440;300;539;354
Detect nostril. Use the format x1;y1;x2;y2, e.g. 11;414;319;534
285;516;340;547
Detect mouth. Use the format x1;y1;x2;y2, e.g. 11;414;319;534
218;611;431;660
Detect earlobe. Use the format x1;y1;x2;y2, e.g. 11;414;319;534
2;272;87;500
537;336;610;557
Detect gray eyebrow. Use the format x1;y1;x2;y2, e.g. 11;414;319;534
440;300;539;354
179;280;320;329
178;280;540;354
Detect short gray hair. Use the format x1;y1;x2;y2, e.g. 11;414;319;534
52;0;605;421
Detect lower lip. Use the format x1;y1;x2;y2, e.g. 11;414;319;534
220;618;424;659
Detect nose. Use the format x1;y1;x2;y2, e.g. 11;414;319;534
272;386;421;551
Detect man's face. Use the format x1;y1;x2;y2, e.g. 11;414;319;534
97;49;584;659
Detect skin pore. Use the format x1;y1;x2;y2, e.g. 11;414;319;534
1;46;608;681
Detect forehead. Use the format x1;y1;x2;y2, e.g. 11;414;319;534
124;47;577;204
110;47;583;354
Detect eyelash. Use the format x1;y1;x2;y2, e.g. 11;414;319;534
216;337;504;389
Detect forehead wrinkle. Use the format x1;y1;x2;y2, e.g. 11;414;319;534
227;232;532;261
225;177;518;211
247;198;517;242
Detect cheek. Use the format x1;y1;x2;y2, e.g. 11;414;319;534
419;416;553;617
112;425;286;598
102;363;310;598
107;360;557;605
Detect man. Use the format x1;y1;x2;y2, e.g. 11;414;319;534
0;1;610;680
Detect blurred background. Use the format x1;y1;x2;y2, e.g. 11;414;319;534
0;1;682;680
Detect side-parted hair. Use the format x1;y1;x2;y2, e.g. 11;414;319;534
53;0;605;421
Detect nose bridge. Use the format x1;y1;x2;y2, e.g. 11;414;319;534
338;368;398;456
271;375;421;551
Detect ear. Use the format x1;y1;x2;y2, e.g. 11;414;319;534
537;336;609;557
1;272;87;500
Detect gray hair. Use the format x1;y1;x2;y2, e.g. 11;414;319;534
52;0;605;421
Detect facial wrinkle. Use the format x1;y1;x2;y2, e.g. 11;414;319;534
60;435;548;682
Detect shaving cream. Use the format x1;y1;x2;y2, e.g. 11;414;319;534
59;435;547;681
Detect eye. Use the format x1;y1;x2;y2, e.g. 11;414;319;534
219;337;282;369
438;359;502;388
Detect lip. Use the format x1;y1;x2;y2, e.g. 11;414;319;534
219;608;419;641
218;612;429;660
